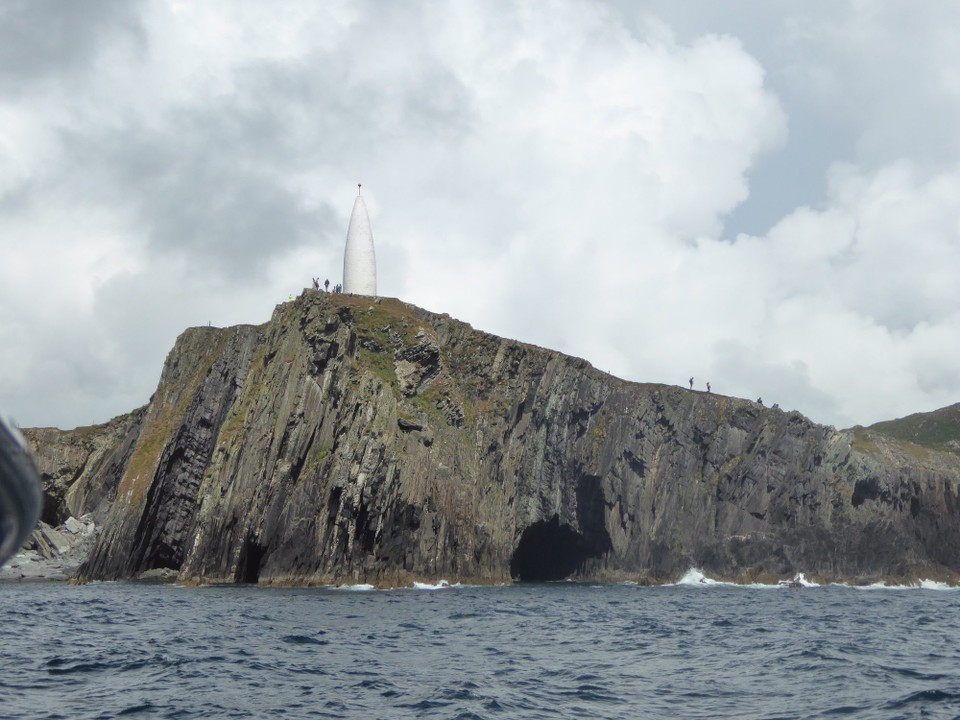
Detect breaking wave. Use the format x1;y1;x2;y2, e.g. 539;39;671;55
331;583;375;592
673;567;818;588
674;567;956;590
412;579;453;590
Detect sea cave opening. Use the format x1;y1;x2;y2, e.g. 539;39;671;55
510;515;599;582
239;536;266;584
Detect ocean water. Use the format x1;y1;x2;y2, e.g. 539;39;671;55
2;574;959;719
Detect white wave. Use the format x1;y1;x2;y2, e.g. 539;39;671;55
412;579;452;590
675;568;723;586
845;579;959;591
784;573;820;588
919;579;957;590
675;568;773;588
839;580;917;590
332;583;375;592
672;568;819;589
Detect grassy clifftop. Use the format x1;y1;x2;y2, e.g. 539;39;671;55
867;403;960;455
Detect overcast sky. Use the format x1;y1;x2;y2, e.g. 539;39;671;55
2;0;958;431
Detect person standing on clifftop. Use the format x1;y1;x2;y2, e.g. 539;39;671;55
324;278;330;291
689;377;694;389
707;382;711;393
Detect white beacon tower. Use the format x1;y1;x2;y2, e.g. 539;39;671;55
342;184;377;296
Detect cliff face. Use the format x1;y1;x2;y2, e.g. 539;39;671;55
26;409;146;526
27;292;960;585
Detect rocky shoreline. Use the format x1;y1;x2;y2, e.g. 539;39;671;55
0;515;97;582
4;512;957;589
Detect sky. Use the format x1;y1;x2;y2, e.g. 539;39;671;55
1;0;958;431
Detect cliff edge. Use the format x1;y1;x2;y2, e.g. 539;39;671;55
23;291;960;586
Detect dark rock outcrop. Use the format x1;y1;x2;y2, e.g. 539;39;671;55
24;292;960;586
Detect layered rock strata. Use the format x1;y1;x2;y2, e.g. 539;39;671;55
24;292;960;586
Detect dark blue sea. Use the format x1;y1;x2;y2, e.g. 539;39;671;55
2;574;960;719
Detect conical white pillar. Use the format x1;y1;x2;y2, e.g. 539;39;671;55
343;191;377;296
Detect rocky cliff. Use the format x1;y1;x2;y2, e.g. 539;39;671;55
23;291;960;586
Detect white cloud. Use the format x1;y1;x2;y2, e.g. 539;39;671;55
648;159;960;427
1;0;958;432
